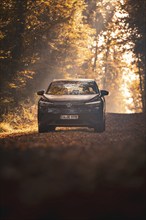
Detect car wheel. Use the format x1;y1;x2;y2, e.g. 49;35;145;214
38;123;48;133
94;115;105;133
48;126;56;132
38;123;56;133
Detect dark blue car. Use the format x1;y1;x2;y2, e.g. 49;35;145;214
37;79;108;133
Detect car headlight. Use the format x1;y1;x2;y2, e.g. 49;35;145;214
85;100;101;105
39;100;53;106
85;95;101;105
39;97;53;106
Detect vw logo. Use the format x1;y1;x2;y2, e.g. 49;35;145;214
66;103;72;108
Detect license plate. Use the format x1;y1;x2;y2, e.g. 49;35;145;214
60;115;78;119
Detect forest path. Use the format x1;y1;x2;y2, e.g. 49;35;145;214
0;113;146;220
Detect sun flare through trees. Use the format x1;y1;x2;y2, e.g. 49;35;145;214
0;0;145;132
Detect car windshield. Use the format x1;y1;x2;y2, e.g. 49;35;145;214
47;81;99;95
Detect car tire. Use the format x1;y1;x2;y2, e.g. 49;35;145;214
38;123;48;133
94;115;105;133
38;123;55;133
48;126;56;132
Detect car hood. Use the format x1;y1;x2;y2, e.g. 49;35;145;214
44;94;99;102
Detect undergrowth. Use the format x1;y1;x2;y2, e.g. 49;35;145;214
0;104;37;133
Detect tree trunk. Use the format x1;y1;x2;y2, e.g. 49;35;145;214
11;0;28;73
138;54;145;113
103;44;110;88
92;38;98;72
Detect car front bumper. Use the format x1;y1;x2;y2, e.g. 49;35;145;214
38;104;103;127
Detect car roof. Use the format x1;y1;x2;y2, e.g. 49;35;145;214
53;79;95;82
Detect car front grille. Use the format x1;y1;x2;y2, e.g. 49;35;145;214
49;102;95;112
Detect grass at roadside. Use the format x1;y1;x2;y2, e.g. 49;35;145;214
0;105;38;135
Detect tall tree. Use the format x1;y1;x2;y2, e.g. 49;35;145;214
0;0;94;114
122;0;146;112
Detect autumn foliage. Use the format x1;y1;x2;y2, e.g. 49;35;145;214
0;0;145;132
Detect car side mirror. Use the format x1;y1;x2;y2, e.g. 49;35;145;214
37;90;45;96
100;90;109;97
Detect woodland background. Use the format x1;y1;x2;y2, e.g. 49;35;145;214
0;0;145;132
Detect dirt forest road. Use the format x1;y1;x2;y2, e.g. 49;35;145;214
0;113;146;220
